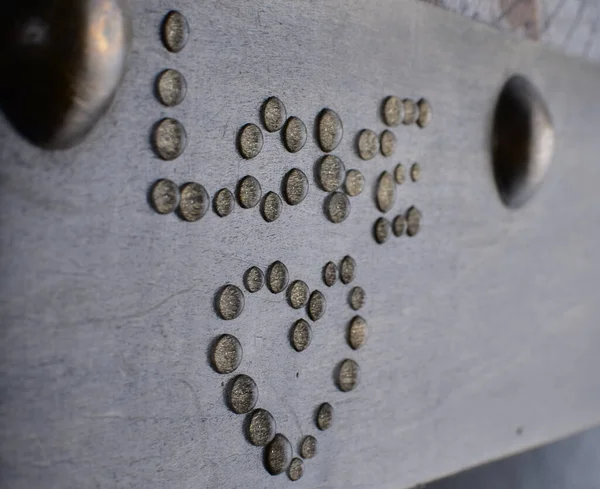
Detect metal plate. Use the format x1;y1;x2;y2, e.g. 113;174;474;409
2;1;600;488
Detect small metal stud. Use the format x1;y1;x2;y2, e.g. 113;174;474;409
290;319;312;352
323;261;338;287
392;215;405;237
382;96;403;127
283;169;309;206
248;409;276;447
228;374;258;414
357;129;379;160
262;96;287;132
179;182;209;222
402;99;417;125
267;261;289;294
340;256;356;284
216;284;245;320
265;434;293;475
317;108;343;152
337;359;360;392
156;69;187;107
380;130;396;157
150;179;179;214
238;123;264;159
374;217;391;243
211;334;243;374
348;316;368;350
349;286;366;311
394;164;406;185
417;98;432;128
406;207;422;237
300;435;317;459
307;290;327;321
325;192;351;223
410;163;421;182
287;280;310;309
283;116;307;153
153;118;187;160
237;175;262;209
261;191;283;222
344;169;365;197
288;457;304;481
318;155;346;192
376;171;396;213
244;266;265;293
213;188;235;217
162;10;189;53
316;402;333;430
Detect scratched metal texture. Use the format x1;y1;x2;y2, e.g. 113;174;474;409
1;1;600;488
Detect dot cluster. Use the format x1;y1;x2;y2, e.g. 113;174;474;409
374;206;421;243
148;11;211;223
145;14;433;483
240;99;362;226
332;256;368;391
210;255;368;480
373;163;422;243
381;96;432;129
148;168;309;223
148;94;366;225
148;54;433;233
211;261;329;480
356;95;431;243
152;11;190;161
238;97;308;157
312;110;365;224
149;179;210;222
149;95;314;223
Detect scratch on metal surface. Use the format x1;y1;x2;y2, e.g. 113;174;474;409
177;379;203;413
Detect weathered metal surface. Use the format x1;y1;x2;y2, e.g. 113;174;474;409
2;1;600;488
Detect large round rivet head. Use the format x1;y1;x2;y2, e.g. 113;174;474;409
0;0;133;149
492;75;554;208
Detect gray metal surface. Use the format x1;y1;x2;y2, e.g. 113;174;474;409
2;1;600;488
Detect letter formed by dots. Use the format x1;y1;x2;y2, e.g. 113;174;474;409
146;89;431;242
209;256;369;480
361;95;431;243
